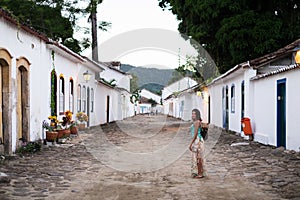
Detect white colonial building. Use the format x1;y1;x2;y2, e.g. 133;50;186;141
96;61;134;123
137;89;162;114
0;8;134;154
208;39;300;151
161;39;300;151
162;77;198;120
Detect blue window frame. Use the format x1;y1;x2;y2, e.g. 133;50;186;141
231;84;235;113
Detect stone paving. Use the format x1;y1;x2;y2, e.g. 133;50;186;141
0;115;299;200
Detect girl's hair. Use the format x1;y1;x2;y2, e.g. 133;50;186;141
192;109;202;121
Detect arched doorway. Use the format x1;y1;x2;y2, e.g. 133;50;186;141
16;57;30;143
0;48;12;154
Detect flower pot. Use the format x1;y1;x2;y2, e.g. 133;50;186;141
64;129;71;137
78;123;86;130
46;131;58;142
57;129;71;139
57;129;65;139
70;126;78;135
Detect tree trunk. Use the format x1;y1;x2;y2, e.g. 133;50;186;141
91;6;98;62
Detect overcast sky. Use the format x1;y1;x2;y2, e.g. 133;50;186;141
75;0;197;69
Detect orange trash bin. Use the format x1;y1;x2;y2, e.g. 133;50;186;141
241;117;253;135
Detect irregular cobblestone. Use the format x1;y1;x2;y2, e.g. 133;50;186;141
0;115;299;199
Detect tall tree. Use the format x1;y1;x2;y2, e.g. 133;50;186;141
85;0;111;61
130;74;139;93
0;0;82;52
159;0;300;74
86;0;102;61
0;0;111;55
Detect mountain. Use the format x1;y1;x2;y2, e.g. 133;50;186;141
121;64;174;94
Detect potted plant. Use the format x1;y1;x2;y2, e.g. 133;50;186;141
70;121;78;135
57;110;73;138
42;118;58;142
76;112;88;130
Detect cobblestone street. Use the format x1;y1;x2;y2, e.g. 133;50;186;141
0;115;299;200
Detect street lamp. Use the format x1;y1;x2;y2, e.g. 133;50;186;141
196;90;205;99
83;70;92;82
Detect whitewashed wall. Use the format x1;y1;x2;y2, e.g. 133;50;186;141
208;82;223;128
252;69;300;151
173;98;179;118
162;77;198;100
286;69;300;151
178;93;190;121
119;90;135;119
208;69;249;133
95;83;117;124
163;99;171;115
99;64;131;91
191;92;209;123
140;89;161;104
172;90;209;122
0;17;51;151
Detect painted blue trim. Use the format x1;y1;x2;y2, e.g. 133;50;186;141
276;78;286;148
225;86;229;129
231;84;235;113
277;78;286;84
241;81;245;132
222;87;226;128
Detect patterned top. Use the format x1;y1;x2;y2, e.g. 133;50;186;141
190;124;202;140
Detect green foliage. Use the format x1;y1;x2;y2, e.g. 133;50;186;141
141;83;164;94
0;0;80;51
98;21;112;32
130;90;140;104
168;55;204;84
100;78;116;87
17;141;42;154
120;64;173;92
0;0;110;54
50;69;56;116
147;98;158;106
159;0;300;74
130;74;139;93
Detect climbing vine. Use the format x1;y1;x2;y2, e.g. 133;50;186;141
50;69;56;116
130;90;140;104
50;50;56;116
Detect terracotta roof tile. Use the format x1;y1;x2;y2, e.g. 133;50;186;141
250;39;300;68
250;64;300;81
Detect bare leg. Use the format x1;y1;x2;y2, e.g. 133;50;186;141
197;156;203;177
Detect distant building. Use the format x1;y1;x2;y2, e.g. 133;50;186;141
162;77;202;120
137;89;162;114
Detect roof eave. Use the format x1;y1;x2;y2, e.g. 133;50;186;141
46;41;84;63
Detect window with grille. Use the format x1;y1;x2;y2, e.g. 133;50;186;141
59;76;65;114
